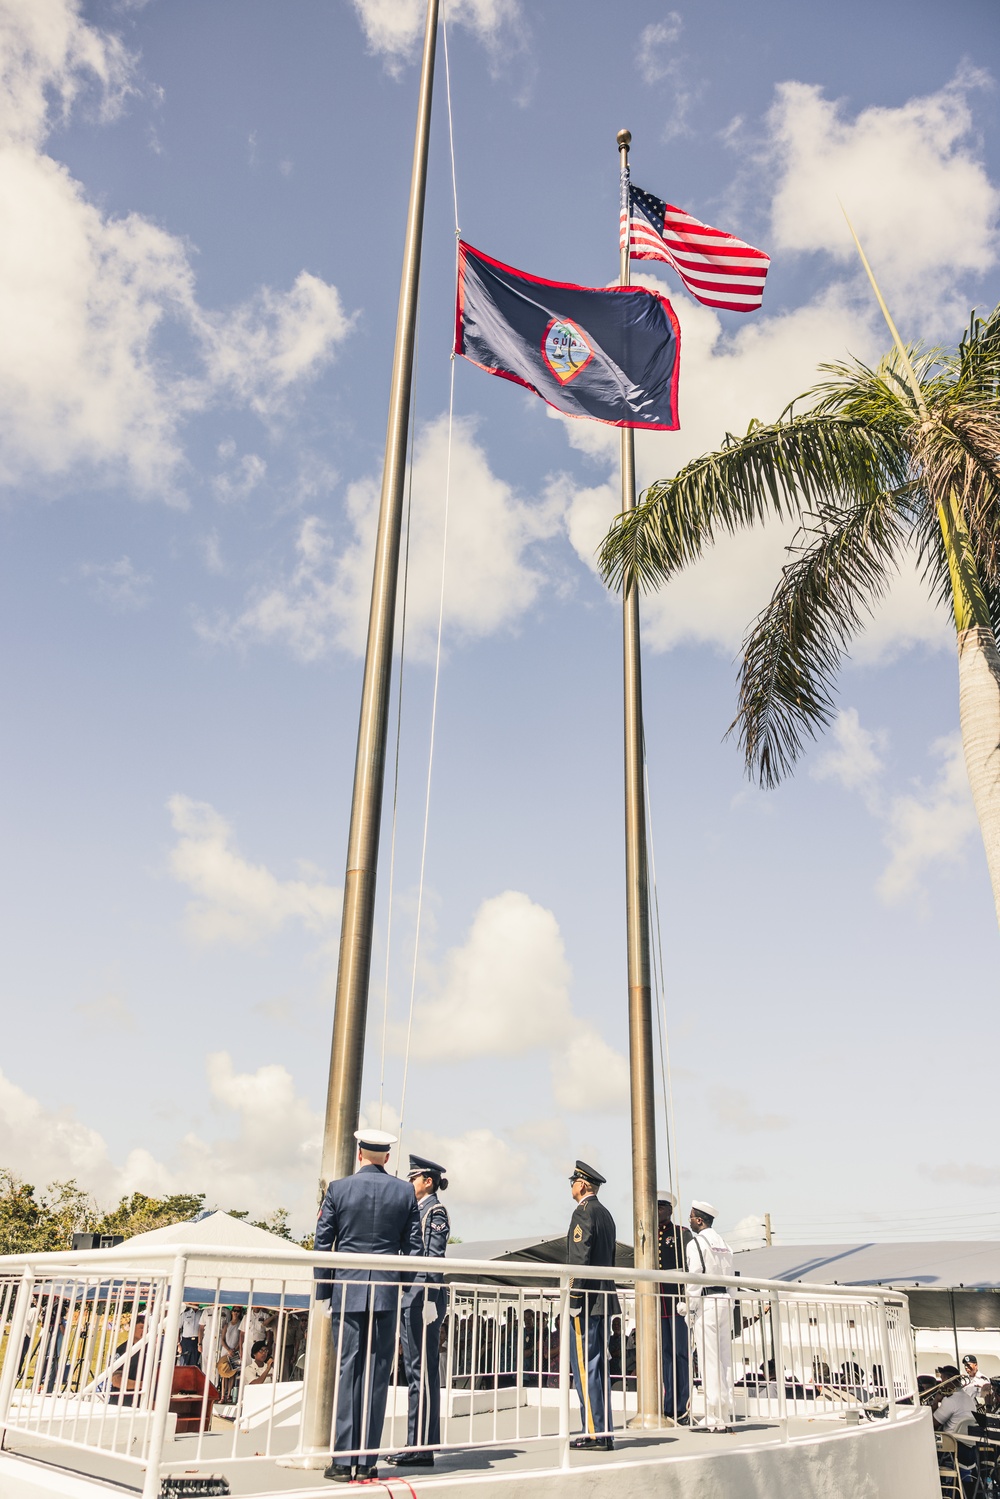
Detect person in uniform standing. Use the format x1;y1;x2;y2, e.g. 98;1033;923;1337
388;1153;451;1468
657;1190;692;1423
566;1161;619;1451
685;1200;734;1432
314;1128;422;1483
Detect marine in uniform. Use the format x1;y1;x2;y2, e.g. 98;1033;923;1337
314;1128;422;1483
685;1199;735;1432
657;1189;693;1422
387;1153;451;1468
565;1160;619;1451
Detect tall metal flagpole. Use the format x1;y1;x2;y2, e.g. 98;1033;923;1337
617;128;664;1429
289;0;441;1466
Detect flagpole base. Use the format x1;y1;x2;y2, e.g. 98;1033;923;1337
277;1452;332;1470
627;1412;675;1429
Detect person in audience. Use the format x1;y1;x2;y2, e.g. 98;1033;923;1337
246;1339;273;1386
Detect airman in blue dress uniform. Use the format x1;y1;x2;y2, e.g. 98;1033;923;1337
566;1160;619;1451
314;1128;422;1483
387;1153;451;1468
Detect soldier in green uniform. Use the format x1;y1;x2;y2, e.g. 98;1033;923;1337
565;1161;619;1451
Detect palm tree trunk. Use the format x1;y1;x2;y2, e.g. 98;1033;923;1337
958;626;1000;928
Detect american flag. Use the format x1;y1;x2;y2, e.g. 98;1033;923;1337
620;184;770;313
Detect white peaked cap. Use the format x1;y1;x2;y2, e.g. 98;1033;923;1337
657;1189;677;1207
354;1128;397;1149
691;1199;717;1217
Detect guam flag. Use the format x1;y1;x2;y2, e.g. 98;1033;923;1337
455;243;680;430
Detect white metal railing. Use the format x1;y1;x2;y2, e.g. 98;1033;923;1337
0;1242;920;1498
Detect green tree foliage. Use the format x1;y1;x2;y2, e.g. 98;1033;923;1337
0;1171;298;1252
0;1171;93;1254
91;1191;206;1240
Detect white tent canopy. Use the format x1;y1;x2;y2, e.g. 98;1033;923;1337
118;1211;312;1302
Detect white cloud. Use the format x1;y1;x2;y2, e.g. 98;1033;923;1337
0;1051;323;1224
765;71;1000;327
0;0;133;150
812;707;885;801
919;1162;1000;1190
202;414;559;661
729;1214;767;1250
810;714;977;902
409;890;574;1060
167;793;341;944
403;1126;527;1206
81;555;152;611
878;734;977;903
711;1087;789;1133
635;13;698;137
405;890;629;1115
637;13;682;84
0;1;353;497
212;442;267;503
350;0;519;66
551;1024;629;1113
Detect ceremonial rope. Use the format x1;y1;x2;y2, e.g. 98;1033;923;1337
377;317;418;1130
644;746;680;1206
394;0;462;1163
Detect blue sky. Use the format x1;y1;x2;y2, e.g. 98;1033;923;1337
0;0;998;1247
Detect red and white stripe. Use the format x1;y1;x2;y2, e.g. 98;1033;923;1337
619;200;769;313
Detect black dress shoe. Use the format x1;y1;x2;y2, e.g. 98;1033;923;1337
596;1437;615;1451
387;1452;435;1467
324;1464;354;1482
356;1465;382;1481
570;1436;599;1449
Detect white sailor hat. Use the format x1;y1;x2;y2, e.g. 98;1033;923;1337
656;1189;677;1207
691;1199;717;1218
354;1128;397;1151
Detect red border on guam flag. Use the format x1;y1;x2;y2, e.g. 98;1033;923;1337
454;242;681;432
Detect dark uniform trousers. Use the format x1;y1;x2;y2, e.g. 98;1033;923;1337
314;1164;423;1468
400;1191;450;1449
658;1221;693;1420
569;1308;610;1436
566;1193;619;1440
332;1309;397;1468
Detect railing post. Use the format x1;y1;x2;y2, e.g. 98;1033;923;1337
140;1254;187;1499
772;1289;788;1439
558;1276;571;1470
876;1296;896;1420
0;1268;34;1435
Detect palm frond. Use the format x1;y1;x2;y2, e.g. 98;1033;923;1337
600;412;910;592
732;492;913;787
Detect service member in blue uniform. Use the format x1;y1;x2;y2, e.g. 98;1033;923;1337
565;1160;619;1451
314;1128;422;1483
387;1153;451;1468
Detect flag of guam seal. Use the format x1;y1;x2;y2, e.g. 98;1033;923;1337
454;242;680;430
542;319;594;384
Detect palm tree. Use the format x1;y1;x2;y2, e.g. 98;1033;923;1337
599;304;1000;923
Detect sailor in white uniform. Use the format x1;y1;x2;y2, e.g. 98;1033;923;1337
685;1200;734;1432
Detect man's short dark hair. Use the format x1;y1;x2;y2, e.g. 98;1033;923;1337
694;1209;715;1227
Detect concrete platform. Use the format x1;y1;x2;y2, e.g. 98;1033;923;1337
0;1405;939;1499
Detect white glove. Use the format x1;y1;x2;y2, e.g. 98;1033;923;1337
677;1299;687;1316
422;1299;439;1328
317;1298;333;1318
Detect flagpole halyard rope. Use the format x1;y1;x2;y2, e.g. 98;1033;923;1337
397;355;456;1158
396;9;462;1161
378;310;419;1130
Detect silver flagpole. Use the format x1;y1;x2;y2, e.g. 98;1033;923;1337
288;0;441;1466
617;128;664;1430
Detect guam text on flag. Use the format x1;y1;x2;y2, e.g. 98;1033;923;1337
621;185;769;313
455;242;680;430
